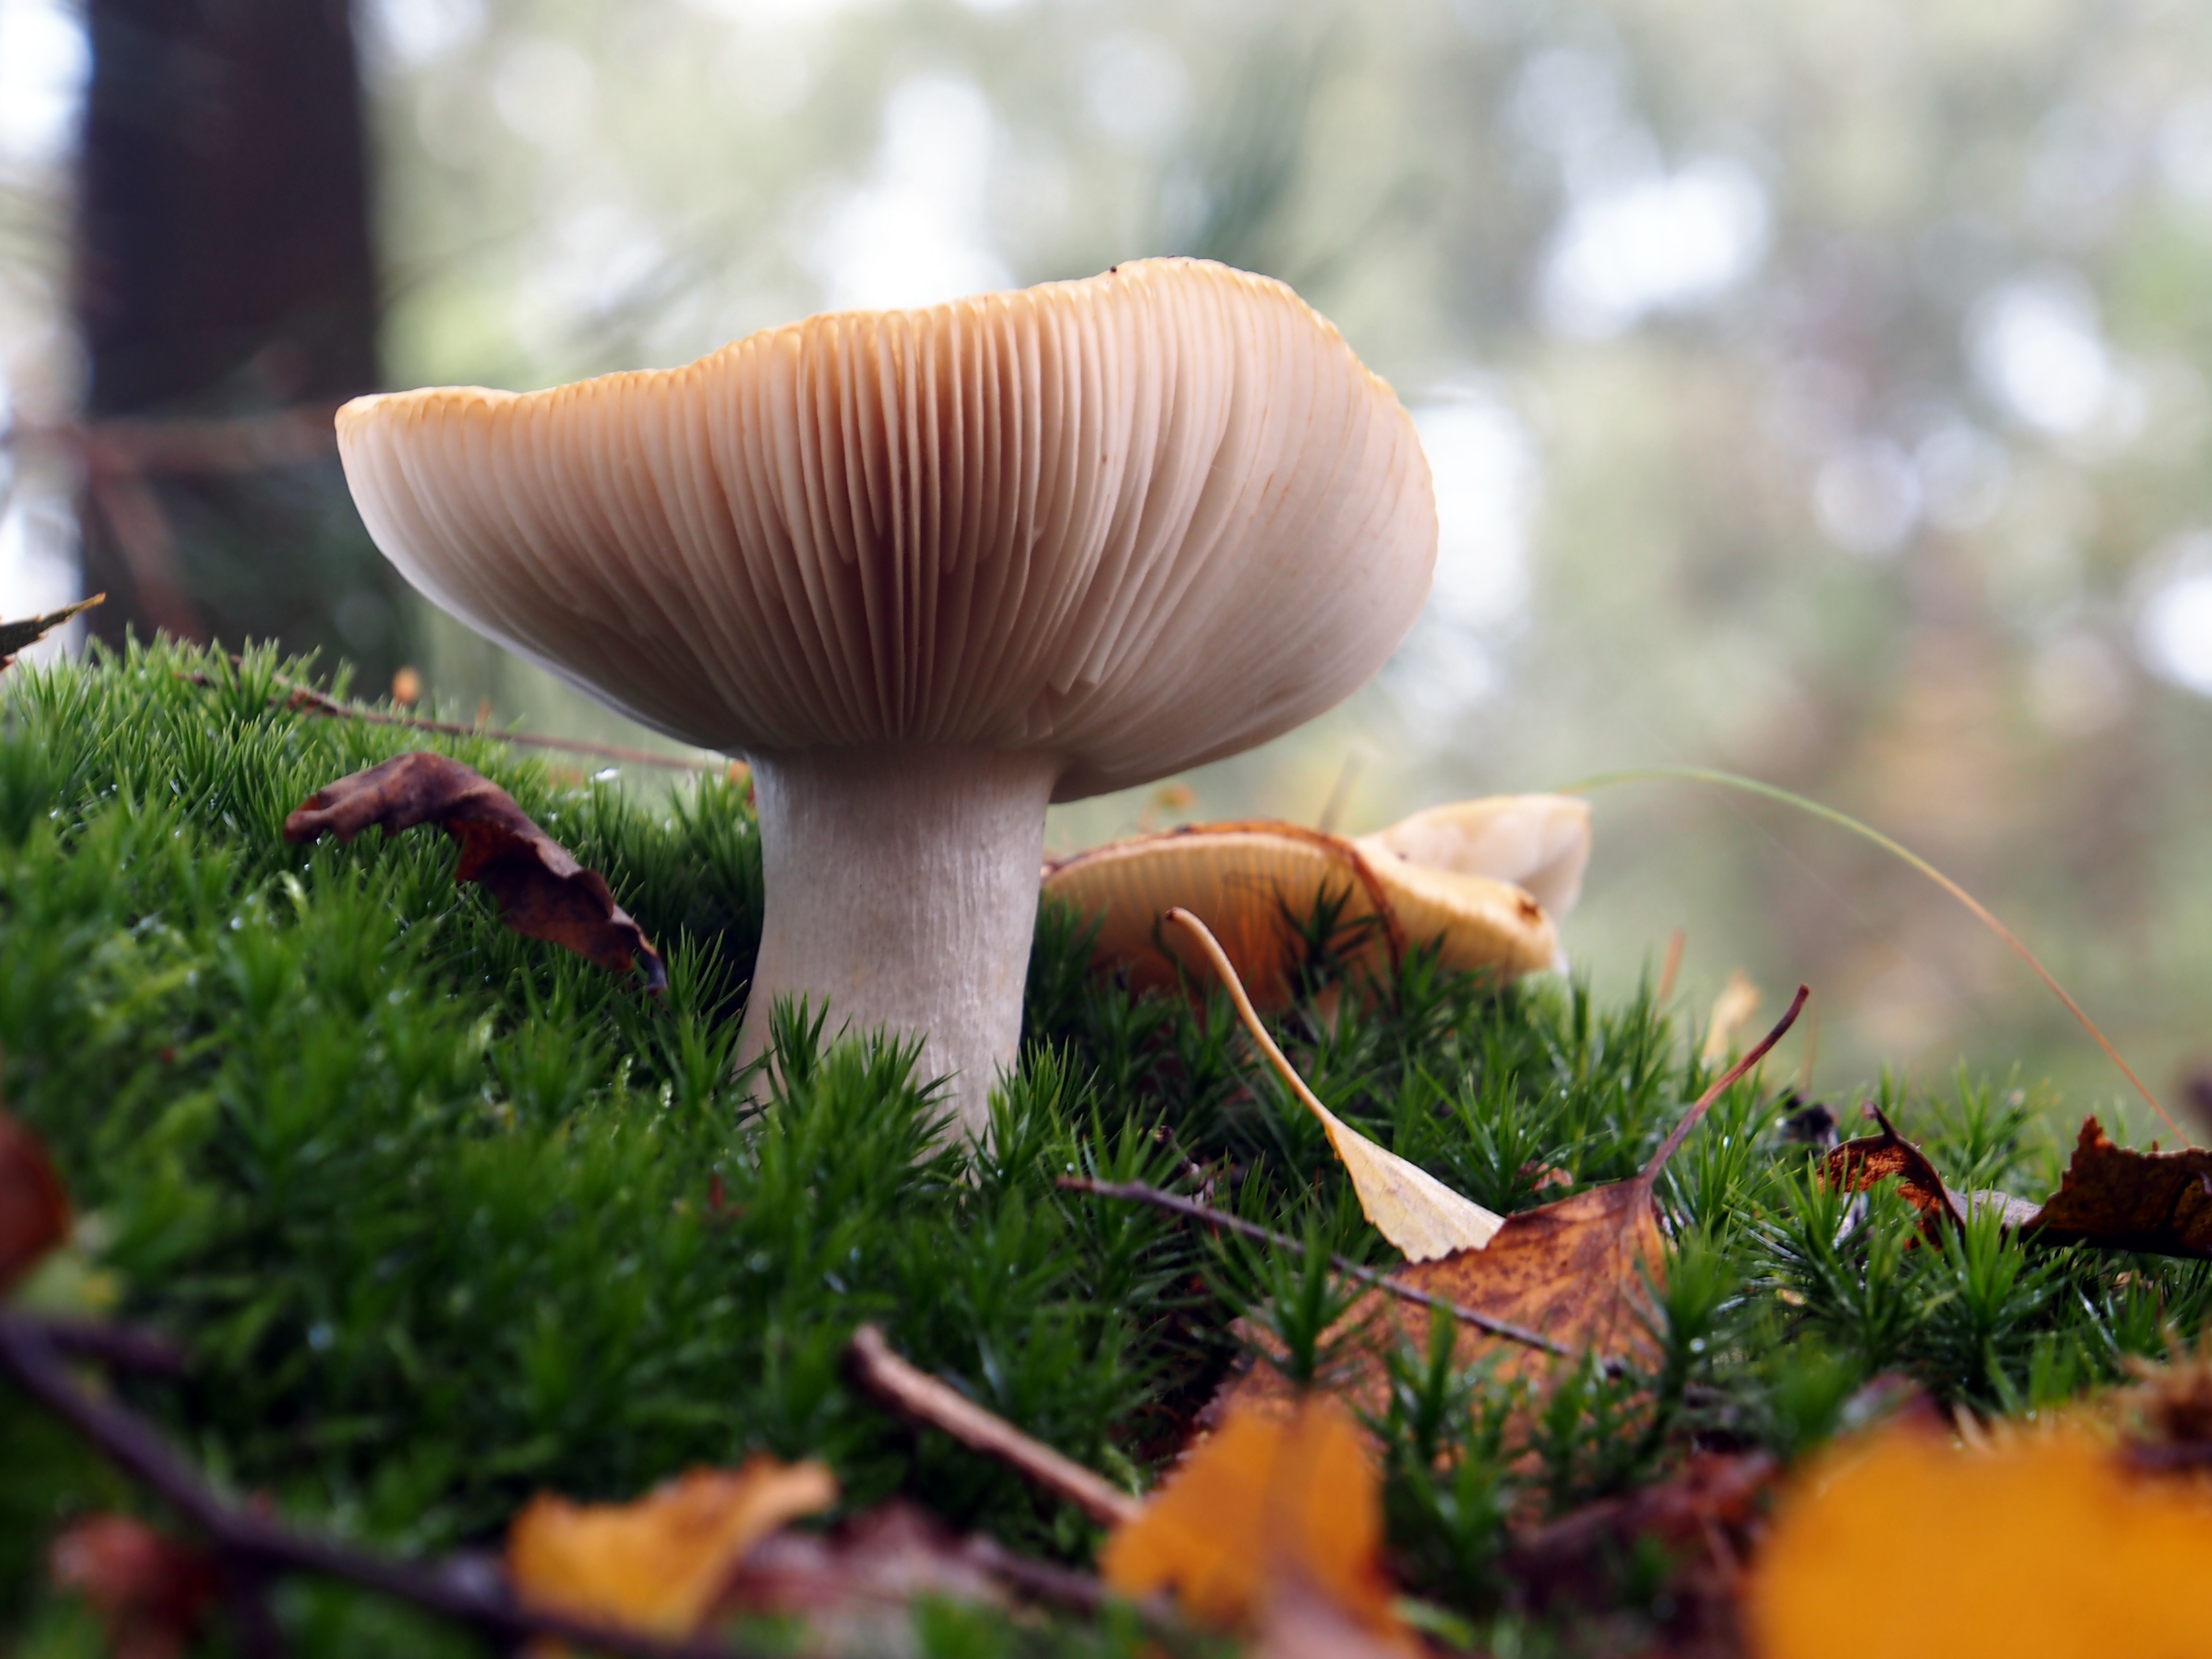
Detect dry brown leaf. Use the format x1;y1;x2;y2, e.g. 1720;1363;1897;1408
1823;1106;1966;1238
2024;1116;2212;1258
1221;988;1810;1420
48;1514;218;1659
0;593;104;669
1167;907;1502;1259
1100;1398;1409;1646
1828;1111;2206;1254
506;1457;837;1637
286;752;666;991
1745;1424;2212;1659
0;1106;70;1294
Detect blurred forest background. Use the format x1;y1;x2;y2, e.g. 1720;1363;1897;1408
5;0;2212;1122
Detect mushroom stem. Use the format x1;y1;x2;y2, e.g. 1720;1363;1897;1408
738;745;1063;1140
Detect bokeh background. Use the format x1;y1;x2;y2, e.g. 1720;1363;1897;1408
6;0;2212;1125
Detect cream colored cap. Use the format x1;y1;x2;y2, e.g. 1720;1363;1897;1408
1041;821;1558;1009
337;259;1435;802
1353;794;1591;918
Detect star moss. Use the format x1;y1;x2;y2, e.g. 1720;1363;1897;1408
1;639;2203;1656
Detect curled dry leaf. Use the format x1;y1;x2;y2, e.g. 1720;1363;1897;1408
1043;802;1568;1014
2027;1116;2212;1258
1168;907;1503;1259
0;1106;70;1294
1827;1111;2205;1256
48;1514;218;1659
1823;1106;1967;1238
285;752;666;991
0;592;104;669
506;1456;838;1638
1220;989;1809;1420
1746;1424;2212;1659
1101;1398;1410;1647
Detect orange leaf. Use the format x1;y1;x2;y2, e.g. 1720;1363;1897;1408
286;752;665;990
1746;1425;2212;1659
506;1457;837;1637
1221;990;1808;1420
0;1106;70;1294
1101;1399;1409;1646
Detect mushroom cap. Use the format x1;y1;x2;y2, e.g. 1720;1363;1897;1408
1353;794;1591;918
1041;820;1557;1008
337;259;1435;802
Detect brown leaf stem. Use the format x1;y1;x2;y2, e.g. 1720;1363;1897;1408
1642;985;1810;1182
844;1324;1141;1529
1058;1177;1571;1357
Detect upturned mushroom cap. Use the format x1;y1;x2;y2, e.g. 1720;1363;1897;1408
1353;794;1591;918
1041;819;1559;1008
335;258;1434;800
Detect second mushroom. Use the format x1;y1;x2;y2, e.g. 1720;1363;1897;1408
334;258;1437;1139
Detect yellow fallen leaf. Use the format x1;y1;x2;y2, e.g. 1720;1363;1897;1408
1701;969;1762;1060
1101;1398;1408;1646
507;1456;838;1637
1746;1425;2212;1659
1167;908;1502;1259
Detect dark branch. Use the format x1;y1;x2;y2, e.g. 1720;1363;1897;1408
17;1312;190;1376
0;1312;760;1659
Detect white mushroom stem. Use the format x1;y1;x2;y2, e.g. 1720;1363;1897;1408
736;745;1063;1141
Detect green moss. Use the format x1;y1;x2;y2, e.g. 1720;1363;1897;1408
1;639;2203;1653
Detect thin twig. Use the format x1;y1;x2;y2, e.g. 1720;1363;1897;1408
844;1325;1141;1529
1058;1178;1572;1358
0;1313;767;1659
176;664;729;776
272;671;726;775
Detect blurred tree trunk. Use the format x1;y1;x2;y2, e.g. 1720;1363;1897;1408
73;0;401;677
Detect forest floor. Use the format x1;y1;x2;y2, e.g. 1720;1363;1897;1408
2;640;2206;1659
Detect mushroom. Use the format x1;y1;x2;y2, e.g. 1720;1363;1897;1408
1351;793;1589;918
334;259;1435;1137
1041;793;1583;1011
